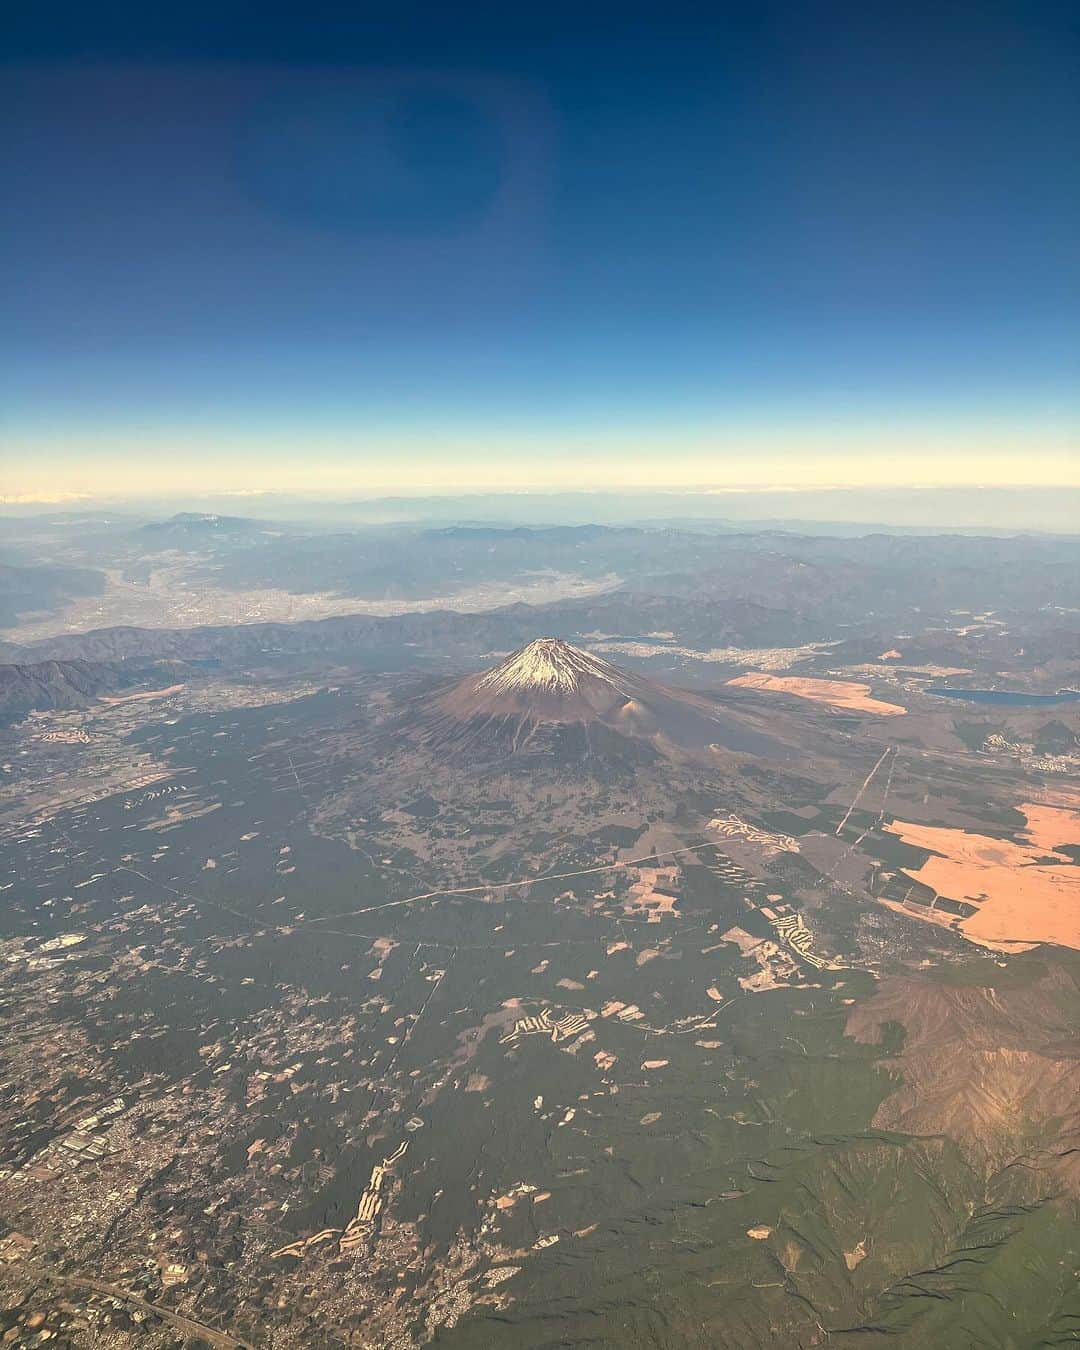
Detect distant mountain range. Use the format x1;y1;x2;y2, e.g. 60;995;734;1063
137;511;283;551
0;561;105;628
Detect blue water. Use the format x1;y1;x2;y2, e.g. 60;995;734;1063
927;687;1080;706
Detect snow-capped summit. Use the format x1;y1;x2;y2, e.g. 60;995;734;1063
439;638;642;728
475;639;634;699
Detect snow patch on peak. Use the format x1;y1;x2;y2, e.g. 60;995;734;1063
476;638;631;697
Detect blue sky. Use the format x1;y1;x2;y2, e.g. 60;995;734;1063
3;0;1078;497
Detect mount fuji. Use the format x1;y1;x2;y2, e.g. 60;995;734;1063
409;638;795;763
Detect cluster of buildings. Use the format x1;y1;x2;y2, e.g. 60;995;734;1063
984;732;1080;775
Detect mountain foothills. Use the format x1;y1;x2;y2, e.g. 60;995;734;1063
0;510;1078;1348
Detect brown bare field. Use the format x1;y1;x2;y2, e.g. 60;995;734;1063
727;672;905;716
1020;802;1080;852
883;805;1080;953
99;683;186;704
622;864;680;921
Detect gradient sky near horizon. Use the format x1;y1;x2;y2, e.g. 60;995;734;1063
3;0;1079;499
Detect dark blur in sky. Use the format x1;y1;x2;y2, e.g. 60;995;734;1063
3;0;1078;495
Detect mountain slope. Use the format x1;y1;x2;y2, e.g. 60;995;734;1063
415;637;795;762
0;659;147;724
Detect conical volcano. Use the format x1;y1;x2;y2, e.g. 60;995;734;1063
415;638;791;762
439;638;643;722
